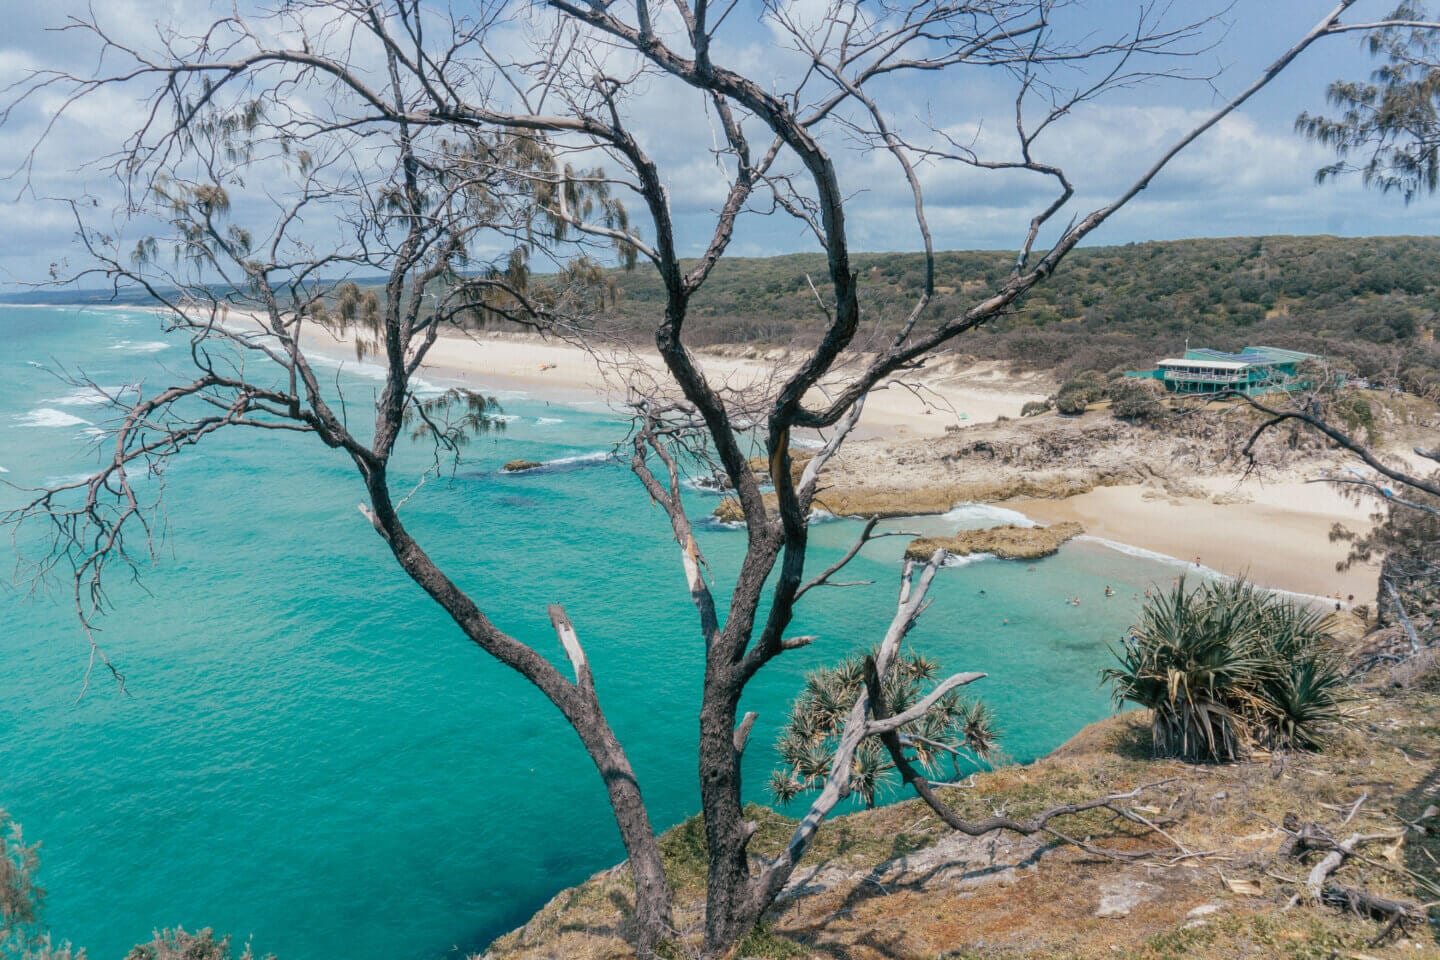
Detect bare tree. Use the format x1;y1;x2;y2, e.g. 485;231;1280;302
3;2;1426;957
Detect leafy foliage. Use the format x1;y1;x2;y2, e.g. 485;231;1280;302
1103;579;1353;762
401;388;505;450
570;236;1440;395
1332;474;1440;635
125;929;271;960
0;811;41;958
1298;2;1440;203
1108;377;1168;420
770;650;999;809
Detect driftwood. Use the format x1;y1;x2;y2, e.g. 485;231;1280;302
1279;812;1423;943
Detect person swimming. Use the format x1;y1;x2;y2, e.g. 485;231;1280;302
1104;585;1115;597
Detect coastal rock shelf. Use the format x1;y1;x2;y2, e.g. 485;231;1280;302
502;459;544;472
904;521;1085;561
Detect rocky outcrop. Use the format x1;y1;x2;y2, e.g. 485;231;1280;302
502;459;544;472
904;521;1085;561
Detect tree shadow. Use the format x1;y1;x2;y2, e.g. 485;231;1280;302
1397;757;1440;946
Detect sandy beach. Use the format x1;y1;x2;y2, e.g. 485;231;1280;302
267;315;1388;600
296;321;1049;440
1017;478;1380;600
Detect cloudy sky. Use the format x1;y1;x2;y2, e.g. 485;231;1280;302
0;1;1435;292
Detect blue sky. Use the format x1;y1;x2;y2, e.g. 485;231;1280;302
0;1;1435;292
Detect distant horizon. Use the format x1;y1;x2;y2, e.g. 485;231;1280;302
5;230;1439;300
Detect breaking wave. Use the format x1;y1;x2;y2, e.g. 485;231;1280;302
110;340;170;354
938;502;1036;528
16;408;91;428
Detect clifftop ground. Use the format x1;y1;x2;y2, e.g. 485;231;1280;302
485;636;1440;960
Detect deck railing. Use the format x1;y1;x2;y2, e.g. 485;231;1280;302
1162;369;1246;384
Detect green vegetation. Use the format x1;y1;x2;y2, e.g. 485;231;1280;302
2;812;261;960
769;650;998;809
1103;579;1352;762
1107;377;1168;420
497;235;1440;393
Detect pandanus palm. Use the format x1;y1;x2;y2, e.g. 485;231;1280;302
1104;578;1352;762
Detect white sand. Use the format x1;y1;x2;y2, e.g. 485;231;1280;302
298;324;1048;440
1017;478;1380;600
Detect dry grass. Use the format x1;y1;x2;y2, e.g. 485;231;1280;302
485;653;1440;960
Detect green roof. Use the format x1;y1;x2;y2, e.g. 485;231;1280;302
1182;345;1318;367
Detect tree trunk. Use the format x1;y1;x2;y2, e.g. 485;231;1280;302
698;683;757;956
363;470;675;956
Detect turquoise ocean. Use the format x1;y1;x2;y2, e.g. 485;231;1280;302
1;304;1196;960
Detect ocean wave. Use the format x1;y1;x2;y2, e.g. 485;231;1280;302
109;340;170;354
491;414;521;423
535;417;565;425
546;451;612;467
939;502;1037;528
683;475;729;495
1075;535;1180;565
1076;535;1336;607
45;385;131;407
304;352;445;395
942;552;995;567
0;465;8;473
43;472;97;487
16;408;91;428
499;450;614;475
790;435;827;449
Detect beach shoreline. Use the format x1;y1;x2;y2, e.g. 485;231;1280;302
355;325;1385;602
29;302;1388;600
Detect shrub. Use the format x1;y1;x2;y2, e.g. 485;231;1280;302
126;929;272;960
1102;579;1352;762
1054;391;1089;415
1057;369;1107;403
1020;399;1051;417
1108;377;1167;420
770;650;999;808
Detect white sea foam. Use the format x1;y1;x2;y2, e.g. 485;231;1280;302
1075;535;1179;565
942;552;995;567
939;502;1037;528
683;475;729;495
0;465;8;473
45;385;131;407
43;472;96;487
305;352;444;395
110;340;170;354
546;451;611;467
17;408;91;428
790;436;827;449
536;417;564;425
1077;535;1335;608
492;414;521;423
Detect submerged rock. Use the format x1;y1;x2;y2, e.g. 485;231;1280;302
904;521;1084;561
502;459;544;473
